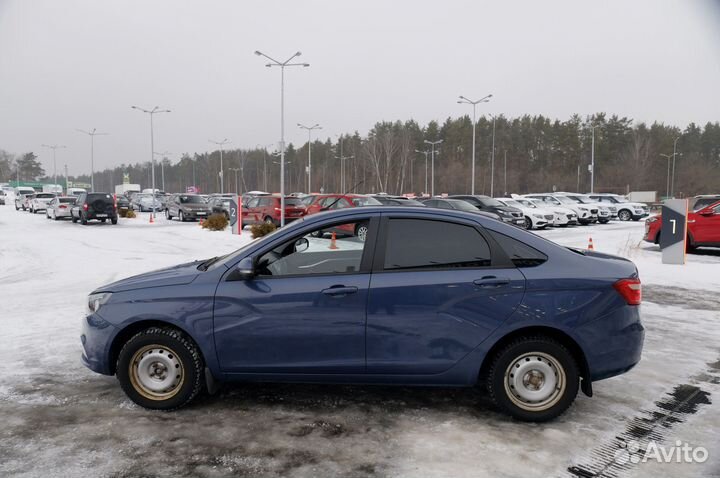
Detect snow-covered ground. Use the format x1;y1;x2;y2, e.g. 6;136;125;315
0;206;718;478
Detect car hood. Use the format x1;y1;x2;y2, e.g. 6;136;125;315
495;206;521;214
96;260;204;293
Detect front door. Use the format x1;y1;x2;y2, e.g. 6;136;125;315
366;216;525;374
692;203;720;244
214;217;377;373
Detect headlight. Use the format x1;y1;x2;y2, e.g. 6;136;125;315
87;292;112;314
579;207;588;211
533;214;544;219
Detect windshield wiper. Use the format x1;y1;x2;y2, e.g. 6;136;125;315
197;256;222;271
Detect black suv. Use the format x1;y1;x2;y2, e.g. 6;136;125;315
448;195;525;227
71;192;118;225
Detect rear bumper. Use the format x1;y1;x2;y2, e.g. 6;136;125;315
579;305;644;382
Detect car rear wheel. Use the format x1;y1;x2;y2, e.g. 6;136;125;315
618;209;632;221
355;222;369;242
116;326;203;410
81;213;88;225
264;216;274;225
487;336;578;422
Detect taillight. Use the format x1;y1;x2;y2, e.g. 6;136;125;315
274;207;281;212
613;278;642;305
83;203;88;211
59;205;67;209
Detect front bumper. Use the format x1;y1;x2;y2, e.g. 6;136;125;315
80;313;118;375
182;210;211;219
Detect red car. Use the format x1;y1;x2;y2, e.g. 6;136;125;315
644;200;720;251
242;195;307;226
302;194;381;241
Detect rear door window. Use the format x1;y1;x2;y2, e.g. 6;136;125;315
488;231;547;267
383;219;492;270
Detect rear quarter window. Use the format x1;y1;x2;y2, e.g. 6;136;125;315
488;230;548;267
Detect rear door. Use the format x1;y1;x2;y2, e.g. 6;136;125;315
366;214;526;374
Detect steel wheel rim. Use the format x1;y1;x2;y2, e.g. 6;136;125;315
129;345;184;400
504;351;565;411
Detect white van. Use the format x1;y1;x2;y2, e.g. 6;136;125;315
67;187;87;197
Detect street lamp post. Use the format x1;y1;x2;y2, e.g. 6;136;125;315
298;123;322;193
76;128;108;192
41;144;66;192
424;140;443;196
229;167;241;194
131;106;170;218
458;94;492;194
589;124;601;194
490;114;497;197
154;151;172;192
670;136;681;197
255;50;310;227
209;139;230;194
415;149;430;195
256;143;273;191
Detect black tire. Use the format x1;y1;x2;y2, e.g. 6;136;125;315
81;213;88;225
524;217;533;230
166;209;172;220
599;218;610;224
179;210;185;222
72;214;78;223
617;209;632;222
486;336;579;422
355;222;370;242
116;326;204;411
54;214;59;221
100;218;106;223
111;217;118;225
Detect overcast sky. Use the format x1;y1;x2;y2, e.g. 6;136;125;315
1;0;719;176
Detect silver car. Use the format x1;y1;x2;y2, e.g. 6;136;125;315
131;193;163;212
29;193;57;214
46;196;77;220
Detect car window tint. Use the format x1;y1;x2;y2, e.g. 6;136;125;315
330;198;351;210
384;219;491;270
488;230;547;267
256;220;370;277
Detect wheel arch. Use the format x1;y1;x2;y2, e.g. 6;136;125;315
108;319;206;375
477;325;593;397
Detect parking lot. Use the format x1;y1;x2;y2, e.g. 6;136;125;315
0;205;718;478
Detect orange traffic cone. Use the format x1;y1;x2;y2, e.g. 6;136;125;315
149;213;155;224
587;237;594;250
329;232;339;250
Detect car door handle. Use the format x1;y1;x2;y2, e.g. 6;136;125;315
473;277;511;288
321;286;359;297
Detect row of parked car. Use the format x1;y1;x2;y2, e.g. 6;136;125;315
11;188;121;224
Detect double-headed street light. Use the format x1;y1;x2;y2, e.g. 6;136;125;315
41;144;66;192
154;151;173;192
255;50;310;227
76;128;108;192
131;106;171;218
209;139;230;194
229;167;242;194
298;123;322;193
424;140;443;197
458;94;492;194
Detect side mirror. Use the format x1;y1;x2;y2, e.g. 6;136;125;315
235;257;255;280
294;237;310;253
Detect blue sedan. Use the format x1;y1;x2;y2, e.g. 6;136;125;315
81;206;644;421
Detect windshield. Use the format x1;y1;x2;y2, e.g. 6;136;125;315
352;196;382;206
568;195;594;204
452;200;480;212
501;199;523;208
179;195;205;204
478;197;504;207
285;198;304;207
301;195;316;206
557;196;576;205
516;199;537;208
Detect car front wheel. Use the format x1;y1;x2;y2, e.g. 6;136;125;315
487;336;579;422
116;327;204;410
524;217;533;230
618;209;632;221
